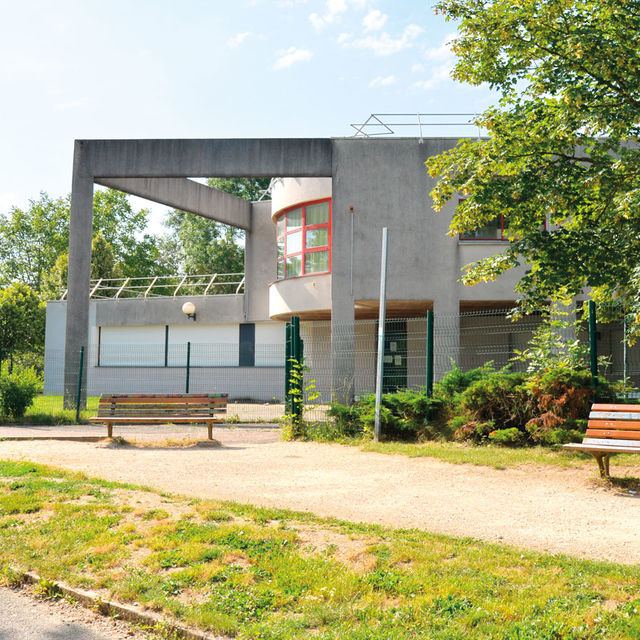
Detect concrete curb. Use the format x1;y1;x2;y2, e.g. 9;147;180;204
0;436;103;442
18;570;227;640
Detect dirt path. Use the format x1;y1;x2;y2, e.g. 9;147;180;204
1;427;639;565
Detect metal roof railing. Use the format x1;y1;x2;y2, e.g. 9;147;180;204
60;273;245;300
350;113;484;139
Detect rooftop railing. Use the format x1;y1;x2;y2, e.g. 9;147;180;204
350;113;484;138
60;273;245;300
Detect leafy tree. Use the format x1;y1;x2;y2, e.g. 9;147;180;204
90;231;121;280
0;283;45;363
0;193;70;290
427;0;640;330
208;177;271;203
0;189;162;291
163;211;244;275
161;178;270;276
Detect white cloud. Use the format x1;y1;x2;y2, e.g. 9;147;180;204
54;98;88;111
412;33;457;90
273;46;313;70
412;66;452;91
227;32;253;48
344;24;423;56
309;0;372;30
337;32;352;45
363;9;387;32
368;75;395;88
425;32;457;62
411;63;424;73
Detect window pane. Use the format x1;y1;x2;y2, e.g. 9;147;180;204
287;230;302;254
304;250;329;274
277;260;284;279
286;207;302;230
460;217;502;240
277;238;284;260
306;201;329;225
276;215;285;236
306;227;328;249
286;255;302;277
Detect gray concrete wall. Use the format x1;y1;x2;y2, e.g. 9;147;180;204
93;295;245;326
245;201;277;322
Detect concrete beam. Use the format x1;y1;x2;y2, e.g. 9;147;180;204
83;138;333;178
95;177;251;230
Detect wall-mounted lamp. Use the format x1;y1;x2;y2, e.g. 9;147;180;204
182;301;197;321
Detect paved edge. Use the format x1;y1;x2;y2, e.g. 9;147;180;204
14;569;228;640
0;436;104;442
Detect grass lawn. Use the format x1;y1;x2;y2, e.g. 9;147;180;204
16;395;101;424
0;460;639;639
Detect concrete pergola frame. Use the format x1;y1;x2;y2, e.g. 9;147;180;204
64;138;333;405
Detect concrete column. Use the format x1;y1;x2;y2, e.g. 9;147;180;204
434;295;460;380
63;142;94;408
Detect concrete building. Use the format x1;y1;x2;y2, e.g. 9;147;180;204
47;137;533;404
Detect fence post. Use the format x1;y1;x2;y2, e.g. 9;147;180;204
589;301;598;392
75;346;85;423
291;316;303;423
426;310;434;399
185;341;191;394
285;322;292;414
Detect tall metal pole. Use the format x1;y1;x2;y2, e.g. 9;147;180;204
374;228;389;442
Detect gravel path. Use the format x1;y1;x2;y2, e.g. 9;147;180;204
1;426;639;565
0;587;155;639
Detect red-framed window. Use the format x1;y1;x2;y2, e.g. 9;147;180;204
458;198;509;241
276;198;331;279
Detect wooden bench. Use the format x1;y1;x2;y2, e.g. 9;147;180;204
89;393;228;440
563;403;640;478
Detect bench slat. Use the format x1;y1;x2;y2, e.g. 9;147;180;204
589;411;640;420
587;419;640;430
586;429;640;440
591;403;640;411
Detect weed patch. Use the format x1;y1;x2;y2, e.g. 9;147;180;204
0;460;639;639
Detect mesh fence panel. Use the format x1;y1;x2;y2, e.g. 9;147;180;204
34;306;640;424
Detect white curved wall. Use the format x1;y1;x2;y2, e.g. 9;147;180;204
271;177;332;220
269;274;331;319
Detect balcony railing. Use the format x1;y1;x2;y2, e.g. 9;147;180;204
60;273;245;300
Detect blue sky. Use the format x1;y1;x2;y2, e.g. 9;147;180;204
0;0;494;231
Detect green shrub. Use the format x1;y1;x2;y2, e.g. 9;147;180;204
434;361;496;400
0;367;42;419
458;371;534;430
488;427;526;446
524;366;614;444
328;389;443;440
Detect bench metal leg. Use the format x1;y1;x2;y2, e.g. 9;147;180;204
107;423;113;439
207;423;213;440
592;452;611;479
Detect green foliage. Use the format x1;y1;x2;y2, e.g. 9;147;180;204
427;0;640;335
329;390;443;441
2;461;640;639
0;282;45;358
512;305;598;373
0;366;42;418
163;210;244;277
0;190;163;293
281;360;319;440
208;177;271;203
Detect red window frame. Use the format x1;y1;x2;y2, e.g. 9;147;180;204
457;198;509;242
276;198;332;279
